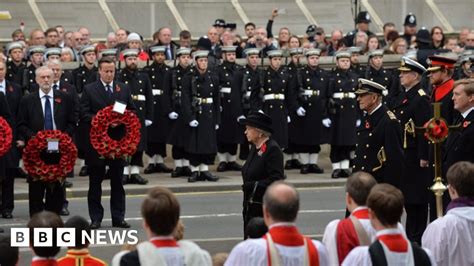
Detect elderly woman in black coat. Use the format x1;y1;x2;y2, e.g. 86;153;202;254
239;111;284;239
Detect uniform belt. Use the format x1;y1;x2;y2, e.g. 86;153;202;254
152;89;163;96
263;93;285;101
197;97;213;104
302;90;320;96
332;92;356;99
132;94;146;101
220;87;231;94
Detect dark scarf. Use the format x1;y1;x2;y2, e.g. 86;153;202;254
446;196;474;212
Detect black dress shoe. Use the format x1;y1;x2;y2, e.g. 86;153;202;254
339;169;351;178
292;159;302;169
309;164;324;174
227;161;242;171
128;174;148;185
90;221;101;229
187;172;200;182
300;164;310;174
183;167;192;176
60;207;70;216
171;167;184;178
64;180;73;188
156;163;173;173
284;160;293;170
79;166;88;176
113;220;131;228
216;162;228;172
2;211;13;219
200;171;219;182
122;175;129;185
144;164;157;174
331;169;341;179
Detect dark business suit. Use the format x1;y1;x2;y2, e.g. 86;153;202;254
16;89;76;216
443;110;474;176
241;138;284;238
80;80;135;224
0;92;13;216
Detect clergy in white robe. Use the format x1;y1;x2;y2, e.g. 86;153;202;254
226;182;330;266
422;161;474;266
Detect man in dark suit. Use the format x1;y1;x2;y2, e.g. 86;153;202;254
16;66;76;217
80;57;136;229
0;61;23;219
443;79;474;184
0;91;13;229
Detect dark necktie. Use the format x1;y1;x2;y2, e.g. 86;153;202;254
53;84;58;90
166;47;172;60
106;84;112;98
44;95;53;130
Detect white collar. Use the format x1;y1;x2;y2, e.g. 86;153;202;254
150;235;175;241
52;81;60;89
39;88;54;99
101;80;112;88
268;222;296;229
0;79;5;88
376;228;404;237
369;103;383;115
461;107;474;119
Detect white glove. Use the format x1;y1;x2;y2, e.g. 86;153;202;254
356;119;361;127
215;124;219;130
287;116;291;123
296;107;306;117
237;115;246;122
258;109;264;114
189;120;199;127
322;118;332;128
145;120;153;127
168;112;178;120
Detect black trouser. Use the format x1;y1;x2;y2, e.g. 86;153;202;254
87;161;125;223
292;143;321;154
330;145;353;163
405;203;428;245
172;146;188;160
1;174;14;213
145;142;166;157
218;143;238;155
28;180;64;217
188;153;215;167
128;151;144;166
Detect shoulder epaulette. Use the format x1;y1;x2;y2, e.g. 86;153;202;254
418;89;426;97
387;110;397;120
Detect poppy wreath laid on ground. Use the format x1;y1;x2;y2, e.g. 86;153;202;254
0;117;13;157
423;118;449;143
22;130;77;182
90;105;141;160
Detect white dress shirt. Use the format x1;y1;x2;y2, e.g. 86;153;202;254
39;89;56;130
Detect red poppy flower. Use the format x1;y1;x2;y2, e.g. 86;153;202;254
463;121;471;128
423;118;449;143
115;85;121;92
54;98;62;104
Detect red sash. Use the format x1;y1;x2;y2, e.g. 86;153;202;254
377;234;408;252
336;209;369;264
150;238;179;248
31;259;58;266
264;226;319;266
433;79;454;102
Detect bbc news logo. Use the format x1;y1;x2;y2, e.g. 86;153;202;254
10;228;139;247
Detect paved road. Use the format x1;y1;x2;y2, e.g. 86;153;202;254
1;186;346;266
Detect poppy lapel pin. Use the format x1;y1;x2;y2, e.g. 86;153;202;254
54;97;62;104
115;85;121;92
257;143;267;156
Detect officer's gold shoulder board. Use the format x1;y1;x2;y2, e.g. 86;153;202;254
387;110;397;120
418;89;426;96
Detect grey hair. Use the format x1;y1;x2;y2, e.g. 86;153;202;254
46;59;61;69
256;128;272;138
35;65;52;76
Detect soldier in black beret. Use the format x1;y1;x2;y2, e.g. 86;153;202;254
143;46;174;174
353;78;404;187
390;57;431;244
216;46;244;172
116;49;154;185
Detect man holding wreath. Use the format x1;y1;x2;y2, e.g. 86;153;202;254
80;57;136;229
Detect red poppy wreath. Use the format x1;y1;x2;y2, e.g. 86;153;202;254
22;130;77;182
90;106;141;160
0;117;13;157
423;118;449;143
